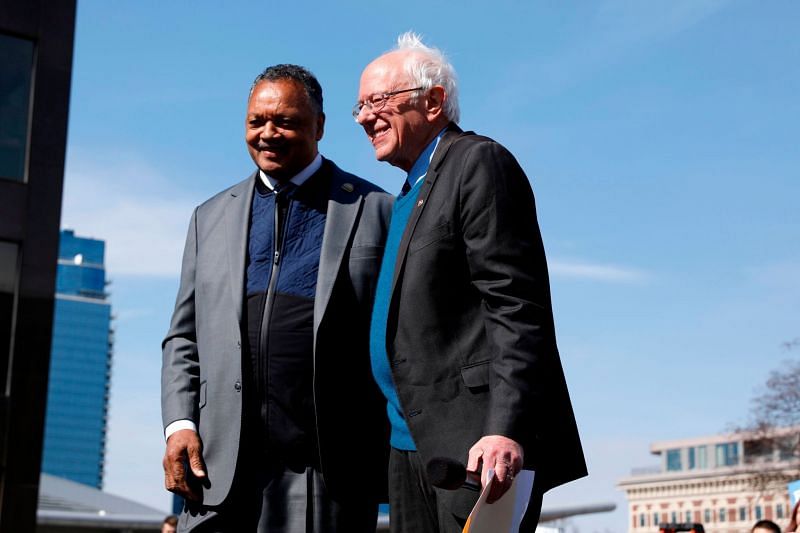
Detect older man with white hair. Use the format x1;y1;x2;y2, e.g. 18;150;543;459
355;33;587;532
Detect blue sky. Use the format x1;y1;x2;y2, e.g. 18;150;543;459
59;1;799;531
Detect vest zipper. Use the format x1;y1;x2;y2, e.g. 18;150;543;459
256;190;292;435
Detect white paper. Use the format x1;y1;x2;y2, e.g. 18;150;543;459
462;469;535;533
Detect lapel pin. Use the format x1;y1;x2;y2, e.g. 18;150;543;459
341;183;354;193
417;199;424;207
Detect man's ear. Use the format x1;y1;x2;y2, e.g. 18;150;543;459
316;112;325;141
425;86;446;121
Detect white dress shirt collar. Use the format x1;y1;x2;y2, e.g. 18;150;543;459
258;153;323;191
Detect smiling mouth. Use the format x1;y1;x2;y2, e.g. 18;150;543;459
371;129;389;145
258;144;284;157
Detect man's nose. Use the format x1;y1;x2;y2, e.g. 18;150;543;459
260;121;279;139
355;105;374;125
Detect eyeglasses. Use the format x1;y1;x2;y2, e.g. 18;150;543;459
352;87;423;120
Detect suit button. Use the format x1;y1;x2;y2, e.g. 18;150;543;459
234;381;242;392
236;340;241;349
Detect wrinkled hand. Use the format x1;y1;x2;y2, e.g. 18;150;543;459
467;435;524;504
163;429;206;501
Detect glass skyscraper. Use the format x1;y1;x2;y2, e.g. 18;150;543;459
41;229;112;488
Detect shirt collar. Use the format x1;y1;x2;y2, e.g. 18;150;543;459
258;153;323;191
404;128;447;192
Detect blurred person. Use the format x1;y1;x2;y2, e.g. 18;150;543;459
162;515;178;533
162;64;392;532
753;519;781;533
354;31;587;533
786;500;800;532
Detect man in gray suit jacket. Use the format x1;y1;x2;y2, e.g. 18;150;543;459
354;34;586;533
162;64;392;532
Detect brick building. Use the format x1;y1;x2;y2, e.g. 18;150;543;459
619;431;799;533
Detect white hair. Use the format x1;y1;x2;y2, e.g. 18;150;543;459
393;31;460;124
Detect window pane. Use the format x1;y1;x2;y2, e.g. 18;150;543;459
716;442;739;466
697;445;707;468
667;448;682;471
688;447;696;469
0;32;35;182
0;241;19;387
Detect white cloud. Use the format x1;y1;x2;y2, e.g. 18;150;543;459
550;259;650;284
61;151;202;278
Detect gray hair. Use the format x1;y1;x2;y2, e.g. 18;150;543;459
249;64;323;116
393;31;460;124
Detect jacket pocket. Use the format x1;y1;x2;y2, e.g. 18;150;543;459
199;380;207;409
460;360;490;389
349;245;384;260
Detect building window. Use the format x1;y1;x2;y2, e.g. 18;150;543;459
671;511;677;523
756;506;762;520
667;448;682;471
697;445;708;469
777;504;784;519
719;508;726;522
716;442;739;466
779;437;796;460
688;447;695;469
740;507;747;521
640;514;645;527
0;241;19;384
654;512;660;526
0;33;35;182
686;510;692;522
704;509;711;522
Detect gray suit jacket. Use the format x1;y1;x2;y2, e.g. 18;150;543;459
162;159;392;506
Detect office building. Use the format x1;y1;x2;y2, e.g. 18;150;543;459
42;231;113;488
0;1;76;530
619;431;798;533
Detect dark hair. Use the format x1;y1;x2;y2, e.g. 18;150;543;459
752;519;781;533
250;64;323;115
787;500;800;532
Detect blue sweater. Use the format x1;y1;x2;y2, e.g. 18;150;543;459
369;180;424;450
369;131;444;450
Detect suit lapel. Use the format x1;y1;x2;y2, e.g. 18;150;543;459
224;172;257;324
389;124;464;296
314;162;361;340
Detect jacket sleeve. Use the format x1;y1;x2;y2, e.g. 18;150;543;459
161;207;201;430
457;140;557;444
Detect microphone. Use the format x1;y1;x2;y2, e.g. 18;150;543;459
426;457;482;492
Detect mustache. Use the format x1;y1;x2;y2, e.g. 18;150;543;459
256;141;285;151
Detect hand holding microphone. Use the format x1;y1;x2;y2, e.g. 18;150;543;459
467;435;523;504
426;434;523;504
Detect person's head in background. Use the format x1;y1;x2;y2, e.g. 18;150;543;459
752;519;780;533
786;500;800;532
161;515;178;533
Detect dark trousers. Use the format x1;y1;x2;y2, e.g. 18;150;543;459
179;464;377;533
388;448;544;533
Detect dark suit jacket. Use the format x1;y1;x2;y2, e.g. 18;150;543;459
386;125;587;517
162;160;392;506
